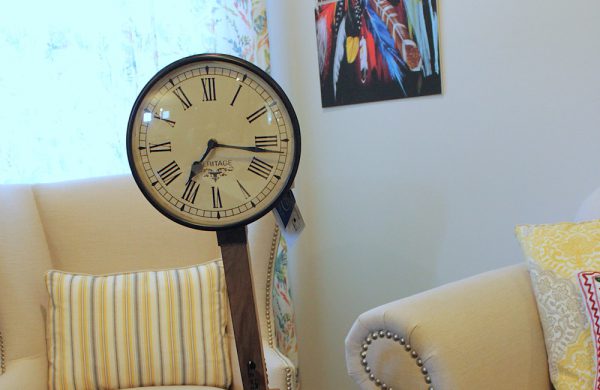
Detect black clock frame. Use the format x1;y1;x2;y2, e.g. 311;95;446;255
126;53;301;231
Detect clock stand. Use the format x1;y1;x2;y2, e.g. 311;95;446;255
126;53;301;390
217;226;269;390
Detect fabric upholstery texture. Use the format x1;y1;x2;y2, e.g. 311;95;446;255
0;185;54;362
516;221;600;390
45;261;231;390
346;264;551;390
272;235;299;372
0;354;48;389
32;176;220;275
0;175;298;390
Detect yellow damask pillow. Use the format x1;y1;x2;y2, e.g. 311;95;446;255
516;221;600;390
45;260;231;390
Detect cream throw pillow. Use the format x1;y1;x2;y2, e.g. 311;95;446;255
45;260;231;390
516;221;600;390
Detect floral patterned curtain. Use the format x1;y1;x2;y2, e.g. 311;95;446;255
0;0;270;184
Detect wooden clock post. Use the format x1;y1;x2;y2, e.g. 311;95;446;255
217;226;269;390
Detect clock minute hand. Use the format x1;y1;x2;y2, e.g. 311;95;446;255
213;142;283;154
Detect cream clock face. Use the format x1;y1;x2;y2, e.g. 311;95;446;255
127;54;300;230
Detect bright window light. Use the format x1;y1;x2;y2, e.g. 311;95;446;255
0;0;269;184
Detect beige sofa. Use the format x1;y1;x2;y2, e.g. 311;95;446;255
0;175;297;390
345;264;553;390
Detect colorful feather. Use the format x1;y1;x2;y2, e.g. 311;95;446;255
364;2;407;94
316;5;336;76
332;15;347;99
403;0;438;76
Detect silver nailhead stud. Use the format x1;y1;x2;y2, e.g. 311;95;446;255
360;329;433;390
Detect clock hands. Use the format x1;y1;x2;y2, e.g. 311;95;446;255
187;138;282;183
187;139;217;183
213;141;283;154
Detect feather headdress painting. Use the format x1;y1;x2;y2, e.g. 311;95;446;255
315;0;441;107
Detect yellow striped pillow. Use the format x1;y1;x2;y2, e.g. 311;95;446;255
45;260;231;390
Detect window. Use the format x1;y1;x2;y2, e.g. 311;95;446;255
0;0;269;184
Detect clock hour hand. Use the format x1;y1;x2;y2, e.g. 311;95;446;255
213;142;283;154
187;139;217;182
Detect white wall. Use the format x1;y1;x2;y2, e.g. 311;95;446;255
267;0;600;388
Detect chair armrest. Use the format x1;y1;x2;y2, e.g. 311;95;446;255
247;213;281;342
0;354;47;390
345;264;552;390
227;342;296;390
264;344;297;390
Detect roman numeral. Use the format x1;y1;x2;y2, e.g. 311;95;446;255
230;85;242;106
156;160;181;186
246;106;268;123
153;113;176;127
248;157;273;180
173;86;192;110
201;77;217;101
143;109;176;127
149;141;172;153
255;135;278;148
236;179;251;199
182;179;199;204
212;186;223;209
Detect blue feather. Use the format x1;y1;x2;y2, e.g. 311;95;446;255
365;2;408;94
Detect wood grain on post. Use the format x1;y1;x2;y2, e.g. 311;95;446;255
217;227;268;390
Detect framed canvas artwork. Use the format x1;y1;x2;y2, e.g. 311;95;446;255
315;0;442;107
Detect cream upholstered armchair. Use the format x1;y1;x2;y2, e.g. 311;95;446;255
0;175;298;390
345;264;552;390
345;190;600;390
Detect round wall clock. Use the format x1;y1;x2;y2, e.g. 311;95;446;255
127;54;301;231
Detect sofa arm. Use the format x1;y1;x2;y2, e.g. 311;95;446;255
264;344;297;390
345;264;552;390
0;354;47;390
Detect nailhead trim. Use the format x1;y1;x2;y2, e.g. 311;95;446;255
0;330;5;374
265;224;280;348
361;330;433;390
264;224;296;390
285;366;294;390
